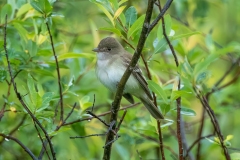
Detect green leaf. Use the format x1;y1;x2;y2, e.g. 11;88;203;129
147;80;168;104
173;31;201;40
35;111;55;118
157;24;163;39
231;153;240;160
49;127;71;136
164;14;172;36
125;6;137;28
30;0;52;16
108;0;118;10
12;22;28;42
99;27;122;36
118;0;128;6
118;12;126;26
179;57;193;80
153;38;167;54
156;14;171;38
195;71;211;85
173;107;196;116
79;96;92;111
17;3;32;17
1;4;12;24
205;34;215;52
193;46;233;76
113;5;126;19
26;40;38;57
171;90;192;101
95;0;113;13
32;69;54;77
205;137;219;145
160;119;174;128
37;92;53;112
30;1;44;14
0;68;7;82
27;74;38;107
57;53;95;61
127;14;145;39
225;135;233;141
95;3;115;26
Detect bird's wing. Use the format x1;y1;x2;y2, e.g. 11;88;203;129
123;93;134;104
121;53;153;100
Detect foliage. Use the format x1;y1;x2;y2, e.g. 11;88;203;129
0;0;240;159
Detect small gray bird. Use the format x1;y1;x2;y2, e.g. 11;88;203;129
92;37;164;119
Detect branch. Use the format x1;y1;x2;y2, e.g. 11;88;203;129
155;0;186;159
102;0;174;159
207;69;240;96
196;108;206;159
0;133;38;160
38;103;77;159
0;114;27;144
185;134;214;158
34;121;51;160
45;21;64;122
123;11;165;160
148;0;174;33
63;102;140;126
102;1;156;159
122;124;178;158
194;87;230;160
4;15;56;160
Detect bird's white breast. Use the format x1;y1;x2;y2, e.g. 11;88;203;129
96;54;139;93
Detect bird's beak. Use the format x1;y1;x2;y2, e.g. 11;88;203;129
92;48;99;52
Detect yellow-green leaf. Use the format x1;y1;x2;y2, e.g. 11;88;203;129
127;14;145;39
58;53;95;61
113;5;126;19
95;3;115;26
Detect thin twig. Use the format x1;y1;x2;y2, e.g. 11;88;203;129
63;102;140;126
186;134;214;158
45;21;64;122
0;70;21;120
208;69;240;95
148;0;174;33
194;87;230;160
39;103;77;159
196;108;206;160
0;133;38;160
122;124;178;158
86;110;110;127
156;0;184;159
34;121;51;160
0;114;27;144
4;15;56;160
136;150;143;160
116;110;127;132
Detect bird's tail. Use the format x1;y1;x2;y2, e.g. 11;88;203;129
140;97;164;120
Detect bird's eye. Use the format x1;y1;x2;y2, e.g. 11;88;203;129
107;48;112;51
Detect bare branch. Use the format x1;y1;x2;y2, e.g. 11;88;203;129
63;102;140;126
0;133;38;160
102;0;156;158
45;21;64;122
185;134;214;158
194;87;231;160
148;0;174;33
4;15;56;160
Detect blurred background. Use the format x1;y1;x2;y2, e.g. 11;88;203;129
0;0;239;159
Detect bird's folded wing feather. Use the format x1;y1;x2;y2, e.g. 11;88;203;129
121;53;153;100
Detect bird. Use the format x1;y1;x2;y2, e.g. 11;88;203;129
92;37;164;119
